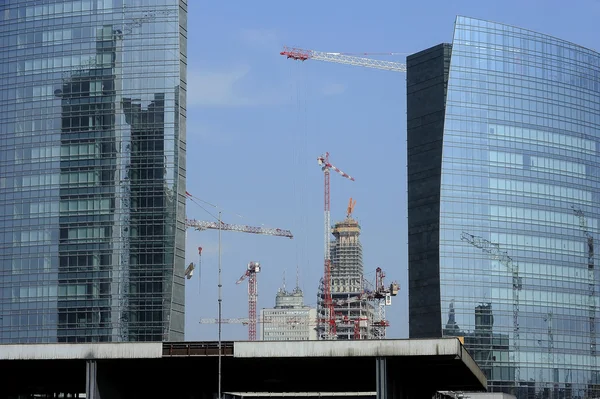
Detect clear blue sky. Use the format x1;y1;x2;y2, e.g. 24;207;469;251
184;0;600;340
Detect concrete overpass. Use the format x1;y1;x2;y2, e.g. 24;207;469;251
0;338;486;398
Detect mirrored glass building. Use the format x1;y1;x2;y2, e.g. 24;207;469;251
408;16;600;398
0;0;187;343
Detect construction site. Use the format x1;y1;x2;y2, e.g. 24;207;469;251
189;179;399;341
182;47;405;341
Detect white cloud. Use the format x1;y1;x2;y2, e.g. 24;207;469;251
321;83;346;96
187;66;289;107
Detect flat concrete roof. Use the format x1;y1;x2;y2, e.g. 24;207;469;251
0;338;486;395
224;393;376;397
0;342;162;360
233;339;486;391
234;338;468;357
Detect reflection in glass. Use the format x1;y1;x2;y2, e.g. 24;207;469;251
0;0;186;343
408;16;600;398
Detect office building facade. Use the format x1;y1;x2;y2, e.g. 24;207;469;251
261;286;317;341
0;0;187;343
408;16;599;397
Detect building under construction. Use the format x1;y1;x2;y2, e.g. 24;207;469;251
317;200;375;339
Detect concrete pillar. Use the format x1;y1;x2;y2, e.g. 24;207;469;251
86;360;100;399
376;357;388;399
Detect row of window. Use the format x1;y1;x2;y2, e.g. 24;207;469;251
489;205;598;230
450;70;600;115
489;178;592;203
456;18;599;64
490;123;596;154
488;151;587;178
9;286;171;302
3;0;105;20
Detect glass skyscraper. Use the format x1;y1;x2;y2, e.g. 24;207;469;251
0;0;187;343
408;17;599;397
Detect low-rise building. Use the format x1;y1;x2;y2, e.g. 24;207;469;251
260;285;317;341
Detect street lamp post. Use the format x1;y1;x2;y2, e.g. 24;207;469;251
218;210;222;399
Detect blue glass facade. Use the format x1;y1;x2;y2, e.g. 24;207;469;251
0;0;187;342
408;17;600;397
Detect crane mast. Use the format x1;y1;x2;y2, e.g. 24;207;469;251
236;261;261;341
461;232;522;385
317;153;355;340
571;206;596;359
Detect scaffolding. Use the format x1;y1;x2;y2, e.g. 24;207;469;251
317;216;375;340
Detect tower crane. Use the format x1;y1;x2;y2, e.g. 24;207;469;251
199;318;318;326
236;261;261;341
373;267;399;339
347;197;356;218
317;152;355;340
282;48;404;339
280;47;407;72
185;219;293;238
185;191;292;342
332;267;399;339
460;232;522;384
570;206;596;358
185;192;293;239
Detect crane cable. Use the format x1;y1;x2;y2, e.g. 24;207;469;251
291;58;309;292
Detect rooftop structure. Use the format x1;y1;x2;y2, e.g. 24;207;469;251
0;338;487;397
261;278;317;341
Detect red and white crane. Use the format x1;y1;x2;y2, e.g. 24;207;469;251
280;46;407;72
185;191;292;342
283;47;404;340
236;261;261;341
317;152;355;340
332;267;399;339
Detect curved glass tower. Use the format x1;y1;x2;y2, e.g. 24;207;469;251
0;0;187;342
408;17;600;397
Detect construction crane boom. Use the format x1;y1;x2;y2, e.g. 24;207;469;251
200;318;251;325
199;318;318;326
461;232;522;384
185;219;293;239
280;46;407;72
